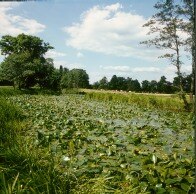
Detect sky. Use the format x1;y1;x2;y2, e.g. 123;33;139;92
0;0;192;84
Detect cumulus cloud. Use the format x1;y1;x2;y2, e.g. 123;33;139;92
100;65;160;73
132;67;160;73
100;65;131;72
100;63;191;75
53;60;85;69
164;65;192;74
63;3;162;59
0;2;45;36
45;50;66;58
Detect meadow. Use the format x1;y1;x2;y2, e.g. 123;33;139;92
0;87;194;193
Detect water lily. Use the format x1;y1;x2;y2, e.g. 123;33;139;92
61;156;70;166
62;156;70;161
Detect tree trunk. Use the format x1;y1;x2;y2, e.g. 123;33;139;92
190;29;195;105
176;36;190;111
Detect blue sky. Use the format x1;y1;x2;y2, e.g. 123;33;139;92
0;0;191;84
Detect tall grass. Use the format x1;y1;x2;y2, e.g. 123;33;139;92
0;86;61;96
0;98;70;193
0;97;112;193
84;92;186;112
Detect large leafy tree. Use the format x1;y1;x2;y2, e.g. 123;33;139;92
61;68;89;89
0;33;53;89
38;58;62;90
141;0;190;110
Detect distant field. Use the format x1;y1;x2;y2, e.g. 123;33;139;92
81;88;175;97
82;89;190;112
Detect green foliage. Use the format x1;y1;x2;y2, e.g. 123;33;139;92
0;34;52;57
141;0;191;109
0;34;53;89
98;76;109;90
62;88;85;95
38;58;62;91
0;86;61;96
85;92;187;112
0;98;70;193
0;87;25;96
173;73;193;93
126;77;141;92
61;68;89;89
0;97;22;135
93;74;183;94
5;94;194;193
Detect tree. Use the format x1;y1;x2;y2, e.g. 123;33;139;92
92;81;100;89
109;75;127;90
0;34;53;89
178;0;195;101
150;80;158;93
61;68;89;89
142;80;151;92
157;76;174;93
0;52;37;89
109;75;119;90
0;34;52;57
173;73;192;93
141;0;190;110
38;58;61;90
98;76;108;90
126;78;141;92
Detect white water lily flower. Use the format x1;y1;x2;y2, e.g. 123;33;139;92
61;156;70;166
62;156;70;161
120;164;126;168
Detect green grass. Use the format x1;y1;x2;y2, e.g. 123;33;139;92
84;91;189;112
0;86;61;96
0;98;70;193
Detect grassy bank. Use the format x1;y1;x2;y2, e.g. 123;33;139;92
84;91;188;112
0;86;61;96
0;98;69;193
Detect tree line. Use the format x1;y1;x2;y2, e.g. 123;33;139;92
0;34;89;91
0;0;195;111
0;33;193;95
92;74;192;94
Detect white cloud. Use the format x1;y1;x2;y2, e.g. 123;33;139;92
67;63;86;69
100;65;130;72
77;52;84;58
64;3;162;60
100;65;160;73
53;60;67;69
53;60;85;69
164;65;192;74
132;67;160;73
45;50;66;58
0;2;45;36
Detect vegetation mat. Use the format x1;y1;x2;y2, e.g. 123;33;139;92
1;94;193;193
